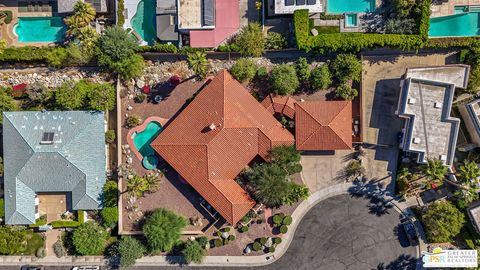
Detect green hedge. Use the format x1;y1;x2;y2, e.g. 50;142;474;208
137;44;178;53
77;210;85;223
50;220;81;228
117;0;125;26
29;218;48;228
0;47;55;62
293;0;431;53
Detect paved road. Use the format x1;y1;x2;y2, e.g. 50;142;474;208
2;194;417;270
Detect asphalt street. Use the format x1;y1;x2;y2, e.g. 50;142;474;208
0;194;417;270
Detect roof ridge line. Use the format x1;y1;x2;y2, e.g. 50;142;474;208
4;115;36;154
7;210;32;224
328;101;350;127
60;112;101;153
296;107;322;148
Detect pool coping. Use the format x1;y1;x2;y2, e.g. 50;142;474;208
126;116;169;163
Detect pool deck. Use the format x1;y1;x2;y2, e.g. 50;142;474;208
0;0;60;46
431;0;480;18
126;116;169;162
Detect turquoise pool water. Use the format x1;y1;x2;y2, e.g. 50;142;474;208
327;0;375;14
429;12;480;37
132;121;162;169
346;14;358;27
15;17;66;42
131;0;157;45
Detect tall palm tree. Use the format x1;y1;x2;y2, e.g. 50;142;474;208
64;1;96;38
187;51;208;78
422;158;447;185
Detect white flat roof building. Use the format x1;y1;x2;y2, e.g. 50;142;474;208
396;65;470;168
274;0;323;14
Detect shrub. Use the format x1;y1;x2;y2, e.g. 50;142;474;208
134;93;147;103
187;51;208;78
46;47;68;68
310;64;332;91
421;201;465;243
0;11;13;24
36;247;46;258
245;163;290;208
282;216;293;225
330;54;361;83
268;246;275;253
259;237;267;245
182;240;206;264
256;67;268;78
103;180;118;207
273;237;282;245
29;217;48;228
272;214;283;226
240;225;249;233
296;57;310;82
335;84;358;100
118;236;145;267
72;221;109;255
252;242;262;251
117;0;125;25
87;83;116;111
385;18;416;34
283;183;310;205
136;43;178;53
143;208;187;253
223;227;231;232
214;238;223;247
230;58;257;82
53;240;65;258
101;207;118;228
125;115;141;128
0;226;28;255
228;235;236;241
270;64;299;95
50;220;81;228
105;129;116;144
196;236;209;248
0;87;18;124
234;23;265;57
270;145;302;175
0;198;4;218
280;225;288;234
265;32;287;50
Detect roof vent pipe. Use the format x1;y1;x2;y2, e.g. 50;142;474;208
209;123;216;130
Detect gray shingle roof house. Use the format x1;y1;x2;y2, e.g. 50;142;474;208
3;111;107;225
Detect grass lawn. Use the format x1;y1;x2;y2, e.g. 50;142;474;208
313;26;340;34
23;230;44;255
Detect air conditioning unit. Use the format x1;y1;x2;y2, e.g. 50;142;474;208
413;137;421;144
434;102;442;108
408;98;416;105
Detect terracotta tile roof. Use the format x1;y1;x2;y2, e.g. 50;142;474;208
295;101;352;150
151;70;294;224
261;94;297;119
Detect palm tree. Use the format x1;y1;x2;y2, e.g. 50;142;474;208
422;158;447;186
127;175;147;198
344;160;365;181
64;2;96;38
144;173;160;194
187;51;208;78
458;160;480;184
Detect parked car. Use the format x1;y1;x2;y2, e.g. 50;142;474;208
402;221;419;246
21;266;44;270
71;266;100;270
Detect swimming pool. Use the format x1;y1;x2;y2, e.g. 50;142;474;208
132;121;162;169
15;17;65;42
131;0;157;45
327;0;375;14
429;12;480;37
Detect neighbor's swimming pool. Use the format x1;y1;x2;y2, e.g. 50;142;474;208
326;0;375;14
132;121;162;169
15;17;65;42
131;0;157;45
429;12;480;37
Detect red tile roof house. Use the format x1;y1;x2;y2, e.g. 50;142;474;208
151;70;295;225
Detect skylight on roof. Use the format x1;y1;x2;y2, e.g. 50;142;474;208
40;132;54;144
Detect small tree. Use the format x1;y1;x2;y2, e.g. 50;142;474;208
103;180;118;207
143;208;187;253
458;160;480;183
245;163;290;208
72;221;108;255
0;226;27;255
310;64;332;91
100;206;118;228
54;80;88;110
421;201;465;243
144;173;160;194
335;84;358;100
182;240;206;264
118;236;146;267
125;115;141;128
344;160;365;180
127;175;148;198
296;57;310;82
87;83;115;111
111;54;145;80
330;54;361;83
105;129;116;144
234;23;265;57
187;51;208;78
269;145;302;175
270;64;299;96
0;88;17;124
230;58;257;82
422;158;447;186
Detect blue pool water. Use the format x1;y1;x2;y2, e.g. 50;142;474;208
346;14;358;27
132;121;162;169
429;12;480;37
327;0;375;14
15;17;65;42
131;0;157;45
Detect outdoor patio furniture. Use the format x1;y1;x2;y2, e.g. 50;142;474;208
153;95;162;103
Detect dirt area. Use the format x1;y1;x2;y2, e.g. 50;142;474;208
361;52;457;192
